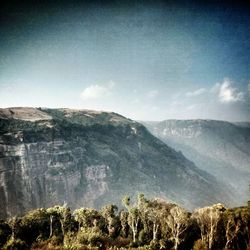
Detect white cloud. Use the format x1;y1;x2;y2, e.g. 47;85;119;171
146;89;159;98
248;83;250;93
217;79;244;103
185;88;206;97
80;81;115;100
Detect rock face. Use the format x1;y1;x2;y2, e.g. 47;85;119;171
0;108;230;218
142;119;250;206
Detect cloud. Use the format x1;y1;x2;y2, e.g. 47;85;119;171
185;88;206;97
80;81;115;100
210;82;220;93
217;79;244;103
146;89;159;98
248;83;250;93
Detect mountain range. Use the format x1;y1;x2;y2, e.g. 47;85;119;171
0;107;233;219
142;119;250;207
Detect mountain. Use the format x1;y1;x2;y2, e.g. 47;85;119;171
0;108;230;219
142;119;250;206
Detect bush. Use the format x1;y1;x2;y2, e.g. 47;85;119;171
193;239;207;250
0;221;11;248
31;235;63;250
3;237;28;250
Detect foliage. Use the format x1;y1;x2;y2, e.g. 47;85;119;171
0;220;11;248
1;195;250;250
3;237;28;250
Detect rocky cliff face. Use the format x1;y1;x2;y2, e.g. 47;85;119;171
0;108;230;218
142;119;250;206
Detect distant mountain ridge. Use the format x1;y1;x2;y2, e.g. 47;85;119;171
0;108;230;219
142;119;250;206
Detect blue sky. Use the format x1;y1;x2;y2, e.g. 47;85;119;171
0;1;250;121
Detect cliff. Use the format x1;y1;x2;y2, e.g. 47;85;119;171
142;119;250;206
0;108;229;218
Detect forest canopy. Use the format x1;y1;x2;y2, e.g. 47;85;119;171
0;194;249;250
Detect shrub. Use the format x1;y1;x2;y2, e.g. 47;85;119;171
3;237;28;250
193;239;207;250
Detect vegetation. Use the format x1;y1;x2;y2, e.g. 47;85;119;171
0;194;249;250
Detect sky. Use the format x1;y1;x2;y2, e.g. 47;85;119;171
0;0;250;121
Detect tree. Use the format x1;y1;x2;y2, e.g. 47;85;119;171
0;220;11;248
122;195;140;243
120;210;129;238
192;204;225;249
224;207;249;250
127;207;140;243
165;205;190;250
8;216;19;240
101;204;119;237
145;200;163;242
73;207;103;231
47;205;75;238
122;195;130;210
148;206;161;241
137;194;150;236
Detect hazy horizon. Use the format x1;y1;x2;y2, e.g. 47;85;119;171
1;1;250;121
